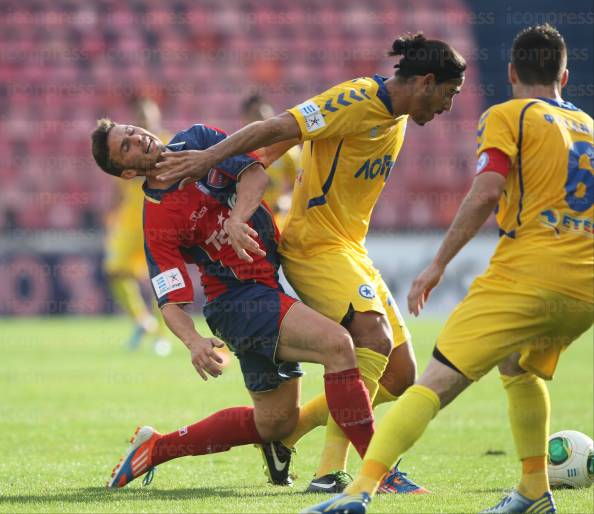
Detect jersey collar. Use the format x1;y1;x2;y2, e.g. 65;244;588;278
537;97;579;111
372;74;394;116
143;180;182;203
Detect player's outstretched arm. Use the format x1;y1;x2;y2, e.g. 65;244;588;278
407;171;506;316
161;303;224;380
156;113;301;182
225;164;269;263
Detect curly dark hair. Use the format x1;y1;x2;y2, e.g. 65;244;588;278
389;32;466;83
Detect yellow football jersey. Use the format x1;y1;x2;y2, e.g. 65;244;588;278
280;75;407;257
477;97;594;302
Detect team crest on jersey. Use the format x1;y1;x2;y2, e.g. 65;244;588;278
358;284;375;299
207;168;231;189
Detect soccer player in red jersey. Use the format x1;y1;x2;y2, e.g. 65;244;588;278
91;120;377;488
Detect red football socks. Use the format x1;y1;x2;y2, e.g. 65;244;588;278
151;406;263;466
324;367;375;457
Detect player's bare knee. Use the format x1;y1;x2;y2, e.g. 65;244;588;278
498;353;526;377
418;358;471;409
257;410;298;441
322;327;356;370
354;334;393;356
347;311;393;356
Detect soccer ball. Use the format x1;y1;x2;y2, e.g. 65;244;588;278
547;430;594;489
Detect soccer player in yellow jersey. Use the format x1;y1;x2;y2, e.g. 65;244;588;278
155;32;466;493
303;24;593;514
104;98;173;355
240;94;301;230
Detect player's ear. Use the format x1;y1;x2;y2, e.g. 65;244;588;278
560;68;569;89
422;73;436;93
508;63;516;85
120;169;139;180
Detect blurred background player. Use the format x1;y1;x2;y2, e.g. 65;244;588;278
103;98;173;356
240;94;301;230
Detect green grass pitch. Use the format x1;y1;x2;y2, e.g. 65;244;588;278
0;317;592;513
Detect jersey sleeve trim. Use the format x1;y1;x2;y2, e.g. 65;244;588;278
158;300;193;309
235;160;262;180
286;109;305;141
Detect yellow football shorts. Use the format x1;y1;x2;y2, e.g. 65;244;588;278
104;211;146;278
280;250;410;347
436;268;593;381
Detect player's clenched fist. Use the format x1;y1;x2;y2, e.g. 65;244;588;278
188;336;225;380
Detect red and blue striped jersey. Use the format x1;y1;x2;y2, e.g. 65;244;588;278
143;124;280;306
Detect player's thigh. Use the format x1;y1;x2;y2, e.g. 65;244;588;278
345;274;403;356
277;301;355;370
417;356;472;408
346;310;393;356
518;289;593;379
249;377;301;441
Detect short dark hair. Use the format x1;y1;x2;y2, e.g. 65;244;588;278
240;94;267;115
91;118;122;176
389;32;466;84
512;24;567;85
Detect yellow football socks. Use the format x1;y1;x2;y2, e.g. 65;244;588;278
346;384;440;496
314;348;388;477
501;373;550;499
373;381;399;407
282;393;328;448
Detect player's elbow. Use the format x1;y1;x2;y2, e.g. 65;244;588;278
477;188;503;205
471;173;506;205
264;112;301;143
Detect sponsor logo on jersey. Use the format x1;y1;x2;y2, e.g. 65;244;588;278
358;284;375;299
476;151;489;173
354;155;394;181
207;168;231;189
297;100;326;133
539;209;593;237
151;267;186;298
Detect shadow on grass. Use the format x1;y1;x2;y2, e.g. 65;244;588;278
0;485;311;505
